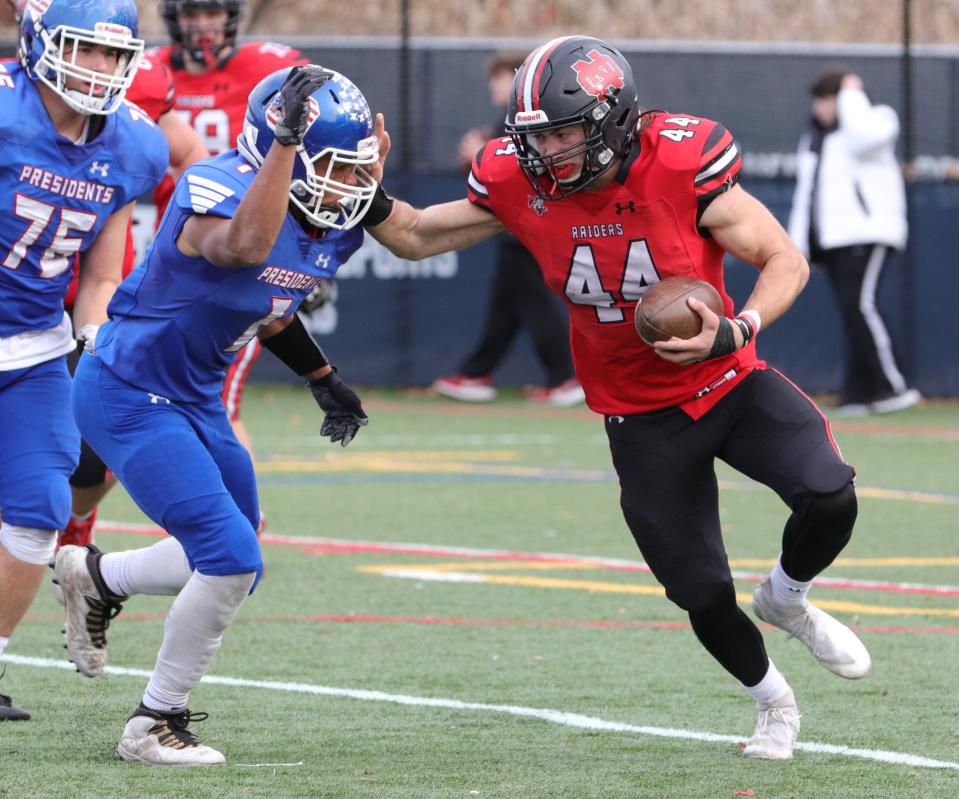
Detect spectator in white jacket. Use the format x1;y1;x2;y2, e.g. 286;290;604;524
788;66;920;416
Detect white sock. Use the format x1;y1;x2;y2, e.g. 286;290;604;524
100;537;194;598
770;557;812;607
0;635;8;657
142;570;255;712
743;660;792;707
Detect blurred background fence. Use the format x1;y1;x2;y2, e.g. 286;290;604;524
2;1;957;395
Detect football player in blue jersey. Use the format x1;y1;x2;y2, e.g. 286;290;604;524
0;0;167;721
55;64;379;764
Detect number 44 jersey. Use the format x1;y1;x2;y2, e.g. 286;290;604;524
0;61;168;342
468;112;763;419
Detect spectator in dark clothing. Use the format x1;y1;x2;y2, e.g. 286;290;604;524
432;53;584;406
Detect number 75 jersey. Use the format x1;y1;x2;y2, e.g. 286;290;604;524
0;61;168;337
467;112;762;418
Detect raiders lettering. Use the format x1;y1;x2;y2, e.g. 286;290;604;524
570;223;625;240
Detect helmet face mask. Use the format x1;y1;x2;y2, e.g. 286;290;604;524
160;0;242;66
20;0;144;115
289;136;379;231
238;67;379;231
506;36;640;200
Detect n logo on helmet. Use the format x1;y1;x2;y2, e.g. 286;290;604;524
571;49;624;99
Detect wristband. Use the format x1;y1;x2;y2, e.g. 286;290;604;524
308;366;341;389
261;315;329;376
707;316;738;359
732;317;752;345
361;184;395;227
737;309;762;338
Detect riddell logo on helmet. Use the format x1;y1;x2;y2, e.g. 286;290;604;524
514;110;549;124
571;49;625;99
94;22;133;37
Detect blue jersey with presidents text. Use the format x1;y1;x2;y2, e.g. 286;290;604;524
95;151;363;402
0;61;168;337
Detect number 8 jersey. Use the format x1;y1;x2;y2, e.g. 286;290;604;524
0;61;168;343
467;111;762;419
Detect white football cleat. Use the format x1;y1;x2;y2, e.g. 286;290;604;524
55;544;125;677
753;576;871;679
742;688;801;760
117;705;225;766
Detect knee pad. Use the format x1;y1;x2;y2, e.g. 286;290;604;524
189;571;258;628
796;482;858;537
69;440;109;488
0;524;57;565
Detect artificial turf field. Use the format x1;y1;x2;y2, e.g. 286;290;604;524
2;385;958;798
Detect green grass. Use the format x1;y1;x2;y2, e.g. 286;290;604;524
2;386;958;798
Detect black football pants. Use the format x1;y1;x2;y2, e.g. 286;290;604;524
605;368;856;686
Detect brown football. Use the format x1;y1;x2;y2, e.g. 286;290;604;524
634;276;725;345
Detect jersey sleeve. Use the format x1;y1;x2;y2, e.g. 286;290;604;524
112;107;170;204
466;142;495;211
694;121;742;214
126;52;174;121
173;161;248;219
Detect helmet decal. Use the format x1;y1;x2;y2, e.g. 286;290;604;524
572;49;625;100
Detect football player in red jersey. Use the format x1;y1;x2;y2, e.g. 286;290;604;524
56;50;208;555
153;0;307;465
363;36;870;761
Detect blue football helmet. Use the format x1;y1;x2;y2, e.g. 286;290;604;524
19;0;144;115
237;66;379;231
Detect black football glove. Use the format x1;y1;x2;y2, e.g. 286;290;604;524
308;368;368;447
274;66;334;146
300;278;337;314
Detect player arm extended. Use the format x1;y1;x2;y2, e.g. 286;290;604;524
701;184;809;330
365;197;505;260
176;141;298;268
73;201;135;331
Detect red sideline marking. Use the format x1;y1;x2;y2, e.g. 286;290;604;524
95;522;959;598
23;612;959;636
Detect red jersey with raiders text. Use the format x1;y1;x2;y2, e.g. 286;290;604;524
151;41;306;214
63;52;174;310
467;112;763;419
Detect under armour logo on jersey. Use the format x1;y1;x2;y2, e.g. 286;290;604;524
148;393;171;405
527;195;548;216
315;252;331;268
615;201;636;215
186;174;235;214
89;161;110;178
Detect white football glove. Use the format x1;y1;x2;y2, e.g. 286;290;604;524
76;323;100;355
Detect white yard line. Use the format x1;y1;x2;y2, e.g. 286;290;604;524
6;654;958;772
